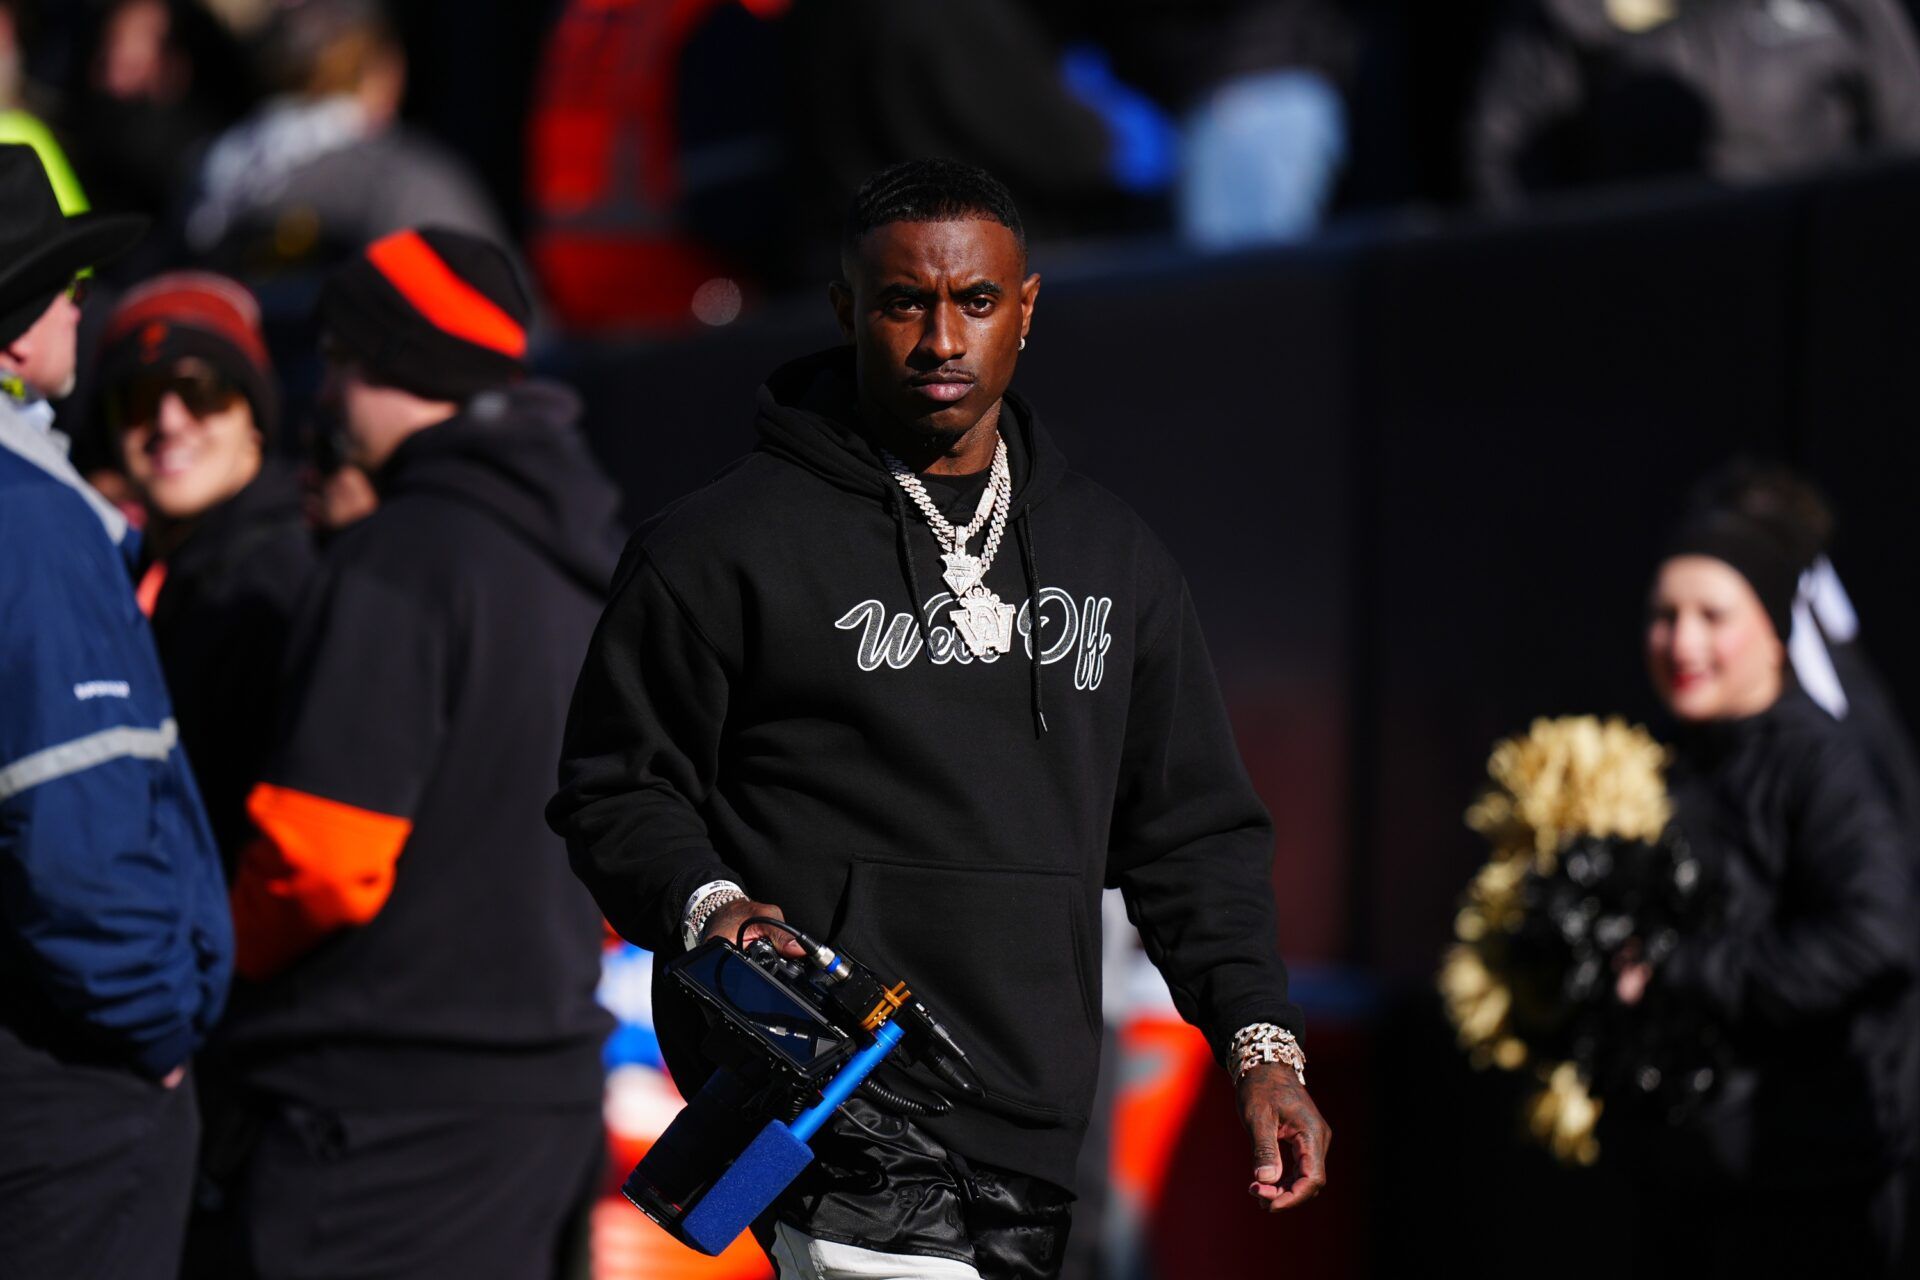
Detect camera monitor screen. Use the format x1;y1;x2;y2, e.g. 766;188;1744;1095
675;944;847;1072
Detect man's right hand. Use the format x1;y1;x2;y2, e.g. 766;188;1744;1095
703;897;809;959
1239;1064;1330;1213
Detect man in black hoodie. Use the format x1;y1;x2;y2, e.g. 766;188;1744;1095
551;160;1329;1278
206;227;620;1279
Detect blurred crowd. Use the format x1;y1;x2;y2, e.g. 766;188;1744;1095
1;0;1918;360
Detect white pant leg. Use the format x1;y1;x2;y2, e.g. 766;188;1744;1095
770;1222;984;1280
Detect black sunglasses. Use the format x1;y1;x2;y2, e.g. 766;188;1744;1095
112;364;241;427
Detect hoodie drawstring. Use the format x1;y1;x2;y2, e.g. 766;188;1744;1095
1016;507;1048;737
891;487;1047;739
889;489;930;642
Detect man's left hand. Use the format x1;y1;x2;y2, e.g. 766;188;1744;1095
1238;1063;1330;1213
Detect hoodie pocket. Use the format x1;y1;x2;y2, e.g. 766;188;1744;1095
835;856;1100;1126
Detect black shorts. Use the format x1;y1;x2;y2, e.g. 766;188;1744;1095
757;1097;1075;1280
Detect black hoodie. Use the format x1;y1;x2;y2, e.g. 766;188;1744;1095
551;349;1299;1186
222;381;620;1109
143;460;317;870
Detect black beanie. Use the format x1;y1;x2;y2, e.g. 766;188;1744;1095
319;226;532;401
1661;511;1798;642
98;271;278;443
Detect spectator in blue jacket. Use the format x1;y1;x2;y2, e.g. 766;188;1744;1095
0;143;234;1280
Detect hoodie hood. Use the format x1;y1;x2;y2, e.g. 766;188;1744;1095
381;379;623;595
755;346;1068;511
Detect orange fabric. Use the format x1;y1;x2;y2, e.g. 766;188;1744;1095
527;0;769;330
530;233;726;329
528;105;618;211
231;784;413;980
365;230;528;358
135;560;167;617
1112;1018;1214;1212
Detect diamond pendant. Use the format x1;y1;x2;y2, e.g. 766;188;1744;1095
951;586;1015;656
941;550;983;597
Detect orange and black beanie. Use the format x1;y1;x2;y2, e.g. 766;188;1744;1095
99;271;278;442
320;226;532;402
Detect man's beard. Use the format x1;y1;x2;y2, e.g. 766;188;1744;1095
859;407;970;466
903;418;970;455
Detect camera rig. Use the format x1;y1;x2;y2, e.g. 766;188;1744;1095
623;918;982;1256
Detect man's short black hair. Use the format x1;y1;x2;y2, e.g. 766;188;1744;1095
841;158;1026;269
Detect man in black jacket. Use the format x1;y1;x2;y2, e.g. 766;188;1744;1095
207;227;620;1279
1468;0;1920;206
550;159;1329;1278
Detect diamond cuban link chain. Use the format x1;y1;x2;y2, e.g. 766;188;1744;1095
883;438;1017;656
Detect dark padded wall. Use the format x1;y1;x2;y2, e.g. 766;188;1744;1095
1356;187;1801;983
1013;251;1357;964
1799;160;1920;725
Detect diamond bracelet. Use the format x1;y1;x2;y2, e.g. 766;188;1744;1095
1230;1023;1306;1087
681;882;746;953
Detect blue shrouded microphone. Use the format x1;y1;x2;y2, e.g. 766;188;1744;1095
648;1018;908;1255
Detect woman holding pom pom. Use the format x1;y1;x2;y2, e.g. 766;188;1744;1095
1621;509;1915;1276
